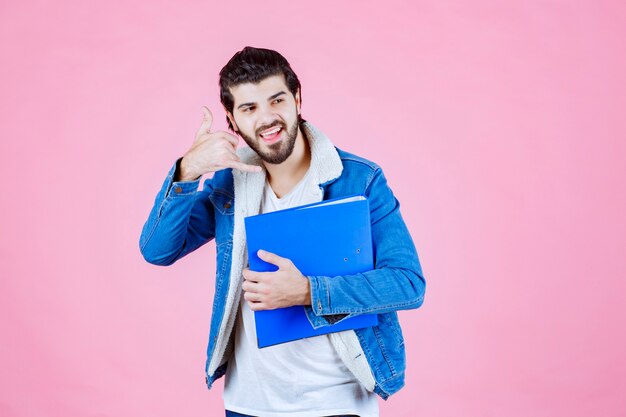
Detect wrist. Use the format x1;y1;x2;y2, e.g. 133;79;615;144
301;276;312;306
177;157;200;182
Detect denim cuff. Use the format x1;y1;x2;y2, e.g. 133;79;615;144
165;158;201;197
304;275;352;329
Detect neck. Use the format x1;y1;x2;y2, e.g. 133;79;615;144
262;126;311;193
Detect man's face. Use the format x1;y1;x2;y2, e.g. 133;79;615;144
226;74;301;165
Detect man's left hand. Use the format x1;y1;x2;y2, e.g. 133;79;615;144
242;250;311;311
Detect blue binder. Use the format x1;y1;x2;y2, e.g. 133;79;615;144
244;195;379;348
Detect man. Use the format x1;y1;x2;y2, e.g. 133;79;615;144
139;46;426;417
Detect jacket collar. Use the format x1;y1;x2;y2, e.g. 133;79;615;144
234;120;343;187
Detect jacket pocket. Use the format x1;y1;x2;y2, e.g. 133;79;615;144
209;190;235;216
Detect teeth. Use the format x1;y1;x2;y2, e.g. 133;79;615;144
261;127;281;137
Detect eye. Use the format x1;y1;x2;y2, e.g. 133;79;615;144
243;106;255;113
273;98;283;104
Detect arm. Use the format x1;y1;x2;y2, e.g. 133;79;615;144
303;168;426;328
139;157;216;266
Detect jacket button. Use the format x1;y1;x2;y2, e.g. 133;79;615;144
224;202;232;209
174;186;182;194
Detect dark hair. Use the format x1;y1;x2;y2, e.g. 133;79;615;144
219;46;304;131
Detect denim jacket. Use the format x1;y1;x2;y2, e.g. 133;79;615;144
139;121;426;400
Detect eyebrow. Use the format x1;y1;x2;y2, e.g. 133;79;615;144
237;91;287;110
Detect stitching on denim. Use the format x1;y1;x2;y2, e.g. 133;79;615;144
380;372;404;383
216;241;233;248
157;187;170;217
315;278;323;318
339;154;380;171
158;197;171;216
363;167;381;196
308;276;318;315
209;191;234;216
140;215;161;253
141;186;171;252
325;276;331;313
206;241;232;373
218;241;232;284
211;246;226;315
170;186;197;196
212;188;234;199
142;178;199;254
386;311;405;346
320;297;423;314
373;325;396;376
213;242;231;315
355;329;381;377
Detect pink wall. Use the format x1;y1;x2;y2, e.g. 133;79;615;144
1;1;625;416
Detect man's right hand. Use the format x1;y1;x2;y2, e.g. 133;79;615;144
176;106;262;181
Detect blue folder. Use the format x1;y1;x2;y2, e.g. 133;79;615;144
244;195;379;348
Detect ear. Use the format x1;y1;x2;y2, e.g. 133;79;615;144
295;89;302;116
226;111;239;132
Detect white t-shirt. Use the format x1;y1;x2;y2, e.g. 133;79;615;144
222;168;379;417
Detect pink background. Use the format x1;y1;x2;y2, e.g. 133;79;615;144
1;1;625;416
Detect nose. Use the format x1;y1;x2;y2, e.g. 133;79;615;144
256;105;281;130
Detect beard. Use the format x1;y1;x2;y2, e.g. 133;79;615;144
238;117;300;165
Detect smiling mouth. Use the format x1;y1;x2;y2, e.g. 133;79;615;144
259;125;283;141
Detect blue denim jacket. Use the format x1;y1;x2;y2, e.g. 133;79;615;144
139;121;426;400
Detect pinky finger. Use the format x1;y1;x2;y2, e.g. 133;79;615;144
226;161;263;173
248;301;265;311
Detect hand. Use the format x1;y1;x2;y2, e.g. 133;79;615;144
178;106;262;180
242;250;311;311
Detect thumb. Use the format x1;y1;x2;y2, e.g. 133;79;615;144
199;106;213;133
257;250;288;268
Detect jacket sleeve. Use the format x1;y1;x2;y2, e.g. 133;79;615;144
139;157;216;266
303;168;426;329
